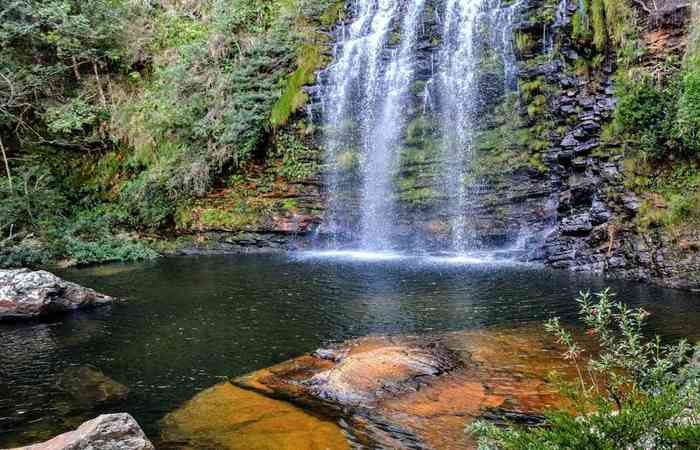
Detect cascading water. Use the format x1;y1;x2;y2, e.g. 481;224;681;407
359;0;428;249
432;0;520;252
317;0;522;254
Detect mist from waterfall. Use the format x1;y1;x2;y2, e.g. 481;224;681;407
318;0;521;253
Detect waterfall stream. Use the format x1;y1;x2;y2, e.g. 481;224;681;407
318;0;521;253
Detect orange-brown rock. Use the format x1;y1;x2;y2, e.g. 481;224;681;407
159;383;350;450
233;327;577;450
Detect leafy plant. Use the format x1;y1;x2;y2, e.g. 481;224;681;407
613;73;679;160
0;164;68;236
673;67;700;156
470;289;700;449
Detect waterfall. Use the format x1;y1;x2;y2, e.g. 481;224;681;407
359;0;428;249
318;0;521;253
545;0;569;55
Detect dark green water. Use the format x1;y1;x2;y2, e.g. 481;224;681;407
1;253;699;447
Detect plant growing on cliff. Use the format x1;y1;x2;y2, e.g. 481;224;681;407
613;73;679;160
469;289;700;449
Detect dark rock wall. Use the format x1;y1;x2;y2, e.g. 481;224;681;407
476;0;700;290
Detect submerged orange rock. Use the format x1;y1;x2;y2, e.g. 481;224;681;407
159;383;350;450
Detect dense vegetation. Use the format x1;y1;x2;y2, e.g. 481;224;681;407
522;0;700;237
603;1;700;233
470;289;700;449
1;0;698;268
0;0;340;267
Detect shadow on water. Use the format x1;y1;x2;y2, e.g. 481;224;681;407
0;253;698;446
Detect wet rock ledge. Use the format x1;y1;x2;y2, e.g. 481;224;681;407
0;269;114;320
163;328;575;450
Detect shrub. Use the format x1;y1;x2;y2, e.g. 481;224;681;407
470;289;700;449
613;74;678;160
46;207;159;265
673;67;700;156
0;241;53;269
0;164;68;236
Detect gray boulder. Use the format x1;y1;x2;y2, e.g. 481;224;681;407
11;413;154;450
0;269;114;320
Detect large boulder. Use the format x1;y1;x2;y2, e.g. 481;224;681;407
12;413;154;450
0;269;114;320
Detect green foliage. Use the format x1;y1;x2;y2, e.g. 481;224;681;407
470;289;700;450
109;0;339;205
514;32;536;55
1;0;131;139
591;0;607;51
42;205;158;265
615;59;700;160
613;74;679;160
572;0;592;41
0;241;53;269
272;127;320;181
472;90;551;177
271;44;322;127
602;0;638;56
569;0;640;65
44;96;104;136
674;68;700;155
0;161;158;267
0;164;68;235
471;389;700;450
1;0;341;256
632;161;700;230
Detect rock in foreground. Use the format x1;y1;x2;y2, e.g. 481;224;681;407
0;269;114;320
160;382;350;450
233;329;576;449
12;413;154;450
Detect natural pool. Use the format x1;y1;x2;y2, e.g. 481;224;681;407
1;253;699;448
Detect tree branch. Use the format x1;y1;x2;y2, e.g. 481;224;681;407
0;136;12;189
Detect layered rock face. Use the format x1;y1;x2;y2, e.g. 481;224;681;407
0;269;114;320
504;0;700;290
12;414;154;450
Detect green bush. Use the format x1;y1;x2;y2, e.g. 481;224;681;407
0;241;53;269
0;161;159;267
674;68;700;156
0;164;68;235
108;0;328;204
614;61;700;160
61;236;157;265
470;289;700;449
0;0;341;266
46;207;159;265
613;75;678;160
